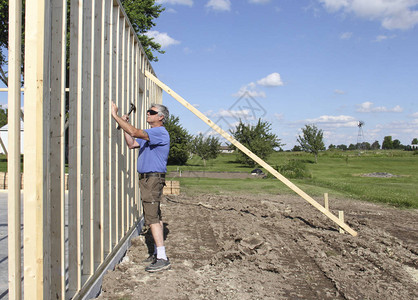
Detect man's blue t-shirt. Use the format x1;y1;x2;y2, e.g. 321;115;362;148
136;126;170;173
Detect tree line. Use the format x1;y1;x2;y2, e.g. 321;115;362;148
2;102;416;166
325;136;417;152
164;115;418;168
164;117;313;166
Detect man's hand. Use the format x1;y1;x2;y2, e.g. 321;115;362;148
111;101;119;118
122;114;129;122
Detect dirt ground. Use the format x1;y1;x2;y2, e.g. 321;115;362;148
96;193;418;300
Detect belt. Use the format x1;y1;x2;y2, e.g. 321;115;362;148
139;172;166;179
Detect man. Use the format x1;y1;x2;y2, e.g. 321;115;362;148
111;101;171;273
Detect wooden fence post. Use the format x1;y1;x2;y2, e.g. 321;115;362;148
324;193;329;211
339;211;345;234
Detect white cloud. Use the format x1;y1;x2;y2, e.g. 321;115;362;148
318;0;348;13
205;109;249;118
357;101;403;113
218;109;252;119
248;0;271;4
157;0;193;6
206;0;231;12
340;32;353;39
374;35;388;42
376;120;418;137
256;72;284;87
232;86;266;98
373;34;396;42
144;31;180;48
305;115;358;128
334;89;346;94
233;72;283;98
411;112;418;118
318;0;418;30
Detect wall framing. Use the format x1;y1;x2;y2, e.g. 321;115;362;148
7;0;162;299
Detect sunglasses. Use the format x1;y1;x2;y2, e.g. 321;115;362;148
147;109;158;115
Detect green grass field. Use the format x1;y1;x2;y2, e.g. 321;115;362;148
1;150;416;208
167;150;418;209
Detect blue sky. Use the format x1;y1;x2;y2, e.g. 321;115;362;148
1;0;417;150
149;0;418;149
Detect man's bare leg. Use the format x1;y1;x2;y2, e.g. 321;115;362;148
150;221;164;247
146;220;170;272
149;221;167;260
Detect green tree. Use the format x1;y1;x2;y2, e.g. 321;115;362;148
393;139;403;149
191;133;221;167
411;138;418;145
0;0;26;86
382;136;394;149
357;142;371;150
0;106;7;127
337;144;347;151
230;119;283;167
0;0;9;85
371;140;380;150
164;115;191;165
121;0;165;62
297;124;325;163
291;145;302;152
328;144;336;150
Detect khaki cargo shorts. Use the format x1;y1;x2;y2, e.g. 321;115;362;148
139;175;165;225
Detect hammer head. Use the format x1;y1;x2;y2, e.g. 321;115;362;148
128;103;136;115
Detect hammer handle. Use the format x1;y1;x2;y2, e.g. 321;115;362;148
117;108;135;130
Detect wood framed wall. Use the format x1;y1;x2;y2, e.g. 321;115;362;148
8;0;162;299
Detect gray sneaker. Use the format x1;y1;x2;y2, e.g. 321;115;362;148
145;258;171;273
142;254;156;264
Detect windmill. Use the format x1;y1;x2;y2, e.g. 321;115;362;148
357;121;365;151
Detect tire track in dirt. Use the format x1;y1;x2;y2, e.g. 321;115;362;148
96;193;418;300
164;198;220;268
171;194;345;299
288;205;418;300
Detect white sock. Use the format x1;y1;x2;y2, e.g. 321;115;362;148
156;246;167;260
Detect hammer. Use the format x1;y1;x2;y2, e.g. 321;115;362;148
117;102;136;130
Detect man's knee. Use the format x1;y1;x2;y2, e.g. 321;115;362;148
143;201;162;225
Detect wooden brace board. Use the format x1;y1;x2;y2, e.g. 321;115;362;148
145;71;358;237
